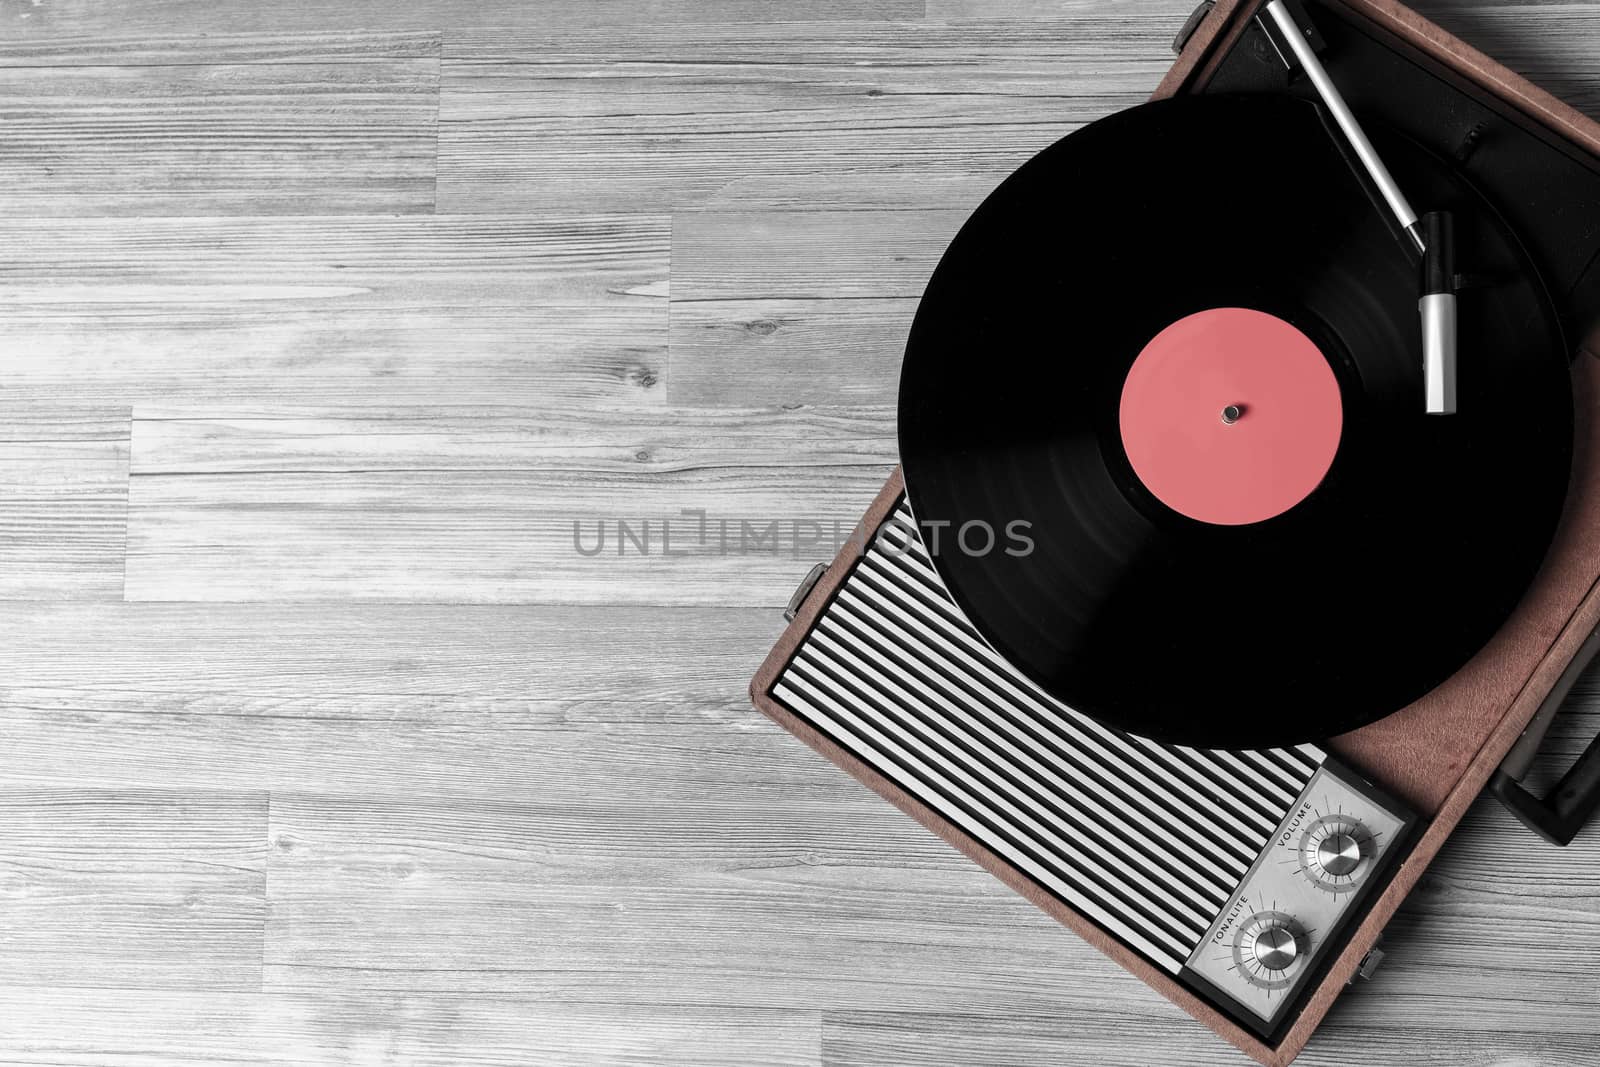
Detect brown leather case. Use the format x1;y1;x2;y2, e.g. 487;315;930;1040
750;2;1600;1062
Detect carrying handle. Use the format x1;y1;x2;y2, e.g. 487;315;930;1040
1490;619;1600;845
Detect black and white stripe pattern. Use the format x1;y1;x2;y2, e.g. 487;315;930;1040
774;500;1324;973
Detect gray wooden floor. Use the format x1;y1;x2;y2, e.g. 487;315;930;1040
2;1;1599;1063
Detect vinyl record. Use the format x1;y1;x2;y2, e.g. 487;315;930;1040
898;94;1573;749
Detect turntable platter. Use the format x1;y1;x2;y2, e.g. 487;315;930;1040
897;94;1573;748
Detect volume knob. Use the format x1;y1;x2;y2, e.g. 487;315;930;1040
1317;830;1363;877
1300;815;1370;893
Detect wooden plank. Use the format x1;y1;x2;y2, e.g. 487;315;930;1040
927;0;1195;16
2;214;669;409
0;30;442;66
0;790;267;991
1375;799;1600;1006
123;407;892;604
0;693;838;805
261;785;982;895
126;406;892;475
671;211;959;302
822;1010;1599;1066
122;463;886;604
0;50;438;216
0;215;668;308
4;305;667;409
0;404;128;600
3;0;923;41
0;603;780;705
260;787;1141;1007
668;211;954;406
437;19;1173;212
258;784;1600;1023
0;988;820;1067
668;297;913;409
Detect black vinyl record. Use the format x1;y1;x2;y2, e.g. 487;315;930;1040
898;94;1573;749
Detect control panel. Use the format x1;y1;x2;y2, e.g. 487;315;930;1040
1182;763;1414;1029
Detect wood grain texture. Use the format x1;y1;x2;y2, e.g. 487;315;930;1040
1;215;671;415
823;1010;1600;1066
0;693;835;804
2;0;1600;1063
0;602;780;703
0;215;668;308
0;404;128;600
2;0;924;40
436;19;1173;213
123;407;891;603
0;988;821;1067
672;211;959;301
928;0;1194;13
669;298;915;408
254;789;1600;1027
0;790;267;990
0;29;443;66
260;786;1148;1007
669;211;958;406
3;305;668;409
0;37;438;216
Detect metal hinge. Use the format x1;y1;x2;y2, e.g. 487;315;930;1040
1345;945;1386;986
784;563;829;622
1173;0;1216;55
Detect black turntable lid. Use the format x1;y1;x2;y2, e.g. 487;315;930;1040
898;94;1573;749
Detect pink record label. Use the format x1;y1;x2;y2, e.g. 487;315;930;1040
1119;308;1344;526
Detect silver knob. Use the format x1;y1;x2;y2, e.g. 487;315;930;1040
1250;922;1300;972
1299;815;1371;893
1231;912;1305;990
1317;831;1363;877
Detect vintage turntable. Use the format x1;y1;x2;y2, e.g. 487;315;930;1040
750;1;1600;1064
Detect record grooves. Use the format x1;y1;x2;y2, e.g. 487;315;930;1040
898;94;1573;748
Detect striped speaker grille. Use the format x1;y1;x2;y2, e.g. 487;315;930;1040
772;500;1325;973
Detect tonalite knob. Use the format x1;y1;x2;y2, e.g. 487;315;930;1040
1250;922;1301;972
1317;830;1363;877
1232;911;1306;990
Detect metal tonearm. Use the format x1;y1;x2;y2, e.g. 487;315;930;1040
1263;0;1458;415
